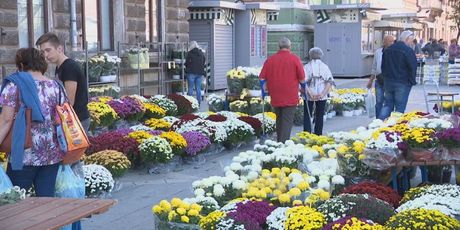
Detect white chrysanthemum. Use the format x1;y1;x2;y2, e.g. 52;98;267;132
213;184;225;197
331;175;345;185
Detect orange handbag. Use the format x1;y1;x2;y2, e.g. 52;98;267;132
55;84;89;164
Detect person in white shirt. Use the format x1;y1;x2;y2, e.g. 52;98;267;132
367;35;395;117
303;47;334;135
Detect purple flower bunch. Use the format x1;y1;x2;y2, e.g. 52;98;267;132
435;126;460;149
227;201;276;230
181;131;211;156
116;128;134;136
107;97;145;121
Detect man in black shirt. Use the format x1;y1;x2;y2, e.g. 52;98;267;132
36;33;90;131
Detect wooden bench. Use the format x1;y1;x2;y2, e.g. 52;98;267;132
0;197;117;230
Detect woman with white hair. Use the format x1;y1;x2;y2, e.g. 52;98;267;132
303;47;334;135
185;41;206;105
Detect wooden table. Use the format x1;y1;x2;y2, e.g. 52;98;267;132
0;197;117;230
390;160;460;192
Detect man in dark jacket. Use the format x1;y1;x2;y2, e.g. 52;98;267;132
379;30;417;120
185;41;206;105
422;39;446;58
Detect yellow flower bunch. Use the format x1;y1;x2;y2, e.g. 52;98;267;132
143;103;166;119
396;111;424;123
82;150;131;177
227;69;246;79
384;208;460;229
285;206;326;230
242;168;312;206
304;189;331;206
331;217;384;230
229;100;249;112
402;127;436;149
291;132;335;148
152;198;202;225
144;118;171;131
399;186;429;204
160;131;187;154
87;101;118;127
333;88;367;95
127;131;153;144
0;152;6;162
199;210;226;230
261;112;276;120
96;96;113;103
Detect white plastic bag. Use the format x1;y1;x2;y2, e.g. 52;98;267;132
365;90;375;118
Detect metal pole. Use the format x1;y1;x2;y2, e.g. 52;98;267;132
69;0;78;50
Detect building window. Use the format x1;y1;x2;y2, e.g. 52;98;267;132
82;0;114;51
17;0;47;48
145;0;160;42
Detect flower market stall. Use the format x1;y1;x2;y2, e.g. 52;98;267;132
148;110;460;229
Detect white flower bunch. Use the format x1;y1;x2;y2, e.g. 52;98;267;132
83;164;114;196
254;113;276;133
266;207;289;230
262;142;308;167
183;95;200;111
103;53;121;64
217;111;241;119
328;131;362;143
194;112;211;119
254;140;285;154
227;150;265;181
127;47;149;54
223;118;255;135
418;184;460;198
368;119;386;130
307;158;339;177
129;124;153;132
408;118;452;130
139;136;173;163
192;173;247;199
366;131;403;150
220;199;249;213
317;198;351;222
149;96;178;114
184;196;220;212
397;194;460;217
238;66;262;77
128;94;148;103
88;85;121;94
208;94;225;106
175;119;228;143
162;116;179;124
0;186;27;201
216;218;245;230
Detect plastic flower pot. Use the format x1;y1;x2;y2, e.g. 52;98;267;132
406;148;436;161
343;110;354;117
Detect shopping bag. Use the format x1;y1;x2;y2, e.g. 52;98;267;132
365;90;376;118
0;166;13;194
55;164;85;230
55;82;90;164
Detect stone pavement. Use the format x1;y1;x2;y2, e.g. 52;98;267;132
82;79;459;230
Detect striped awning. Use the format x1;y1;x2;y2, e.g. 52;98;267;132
189;8;222;20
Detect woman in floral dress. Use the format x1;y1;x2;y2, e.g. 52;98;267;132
0;48;64;197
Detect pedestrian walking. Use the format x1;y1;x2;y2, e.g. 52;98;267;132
366;35;395;118
303;47;334;135
0;48;63;197
259;38;306;143
379;30;418;120
448;38;460;64
185;41;206;105
422;39;446;58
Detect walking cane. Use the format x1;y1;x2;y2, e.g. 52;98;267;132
301;83;314;133
260;79;267;142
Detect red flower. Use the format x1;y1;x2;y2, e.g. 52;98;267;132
340;181;401;208
206;114;227;122
238;116;262;136
167;94;193;116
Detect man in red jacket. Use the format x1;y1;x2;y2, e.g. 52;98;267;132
259;37;306;143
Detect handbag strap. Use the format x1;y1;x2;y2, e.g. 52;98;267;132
54;80;69;106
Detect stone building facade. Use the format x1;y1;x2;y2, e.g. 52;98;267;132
0;0;189;79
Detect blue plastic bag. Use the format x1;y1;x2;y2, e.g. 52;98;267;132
55;165;85;199
0;166;13;194
55;165;85;230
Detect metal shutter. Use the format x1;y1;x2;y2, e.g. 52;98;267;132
212;24;234;90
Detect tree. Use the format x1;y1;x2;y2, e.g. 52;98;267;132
448;0;460;40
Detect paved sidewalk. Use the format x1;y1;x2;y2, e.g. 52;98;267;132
82;80;459;230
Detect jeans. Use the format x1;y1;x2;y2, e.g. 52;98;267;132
304;100;326;135
375;80;384;118
378;83;412;120
187;74;203;104
273;106;296;143
6;163;59;197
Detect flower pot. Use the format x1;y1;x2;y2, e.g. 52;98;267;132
327;112;334;119
128;52;149;69
100;75;117;82
248;89;261;97
172;75;181;80
343;110;354;117
353;109;363;116
407;148;435;161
